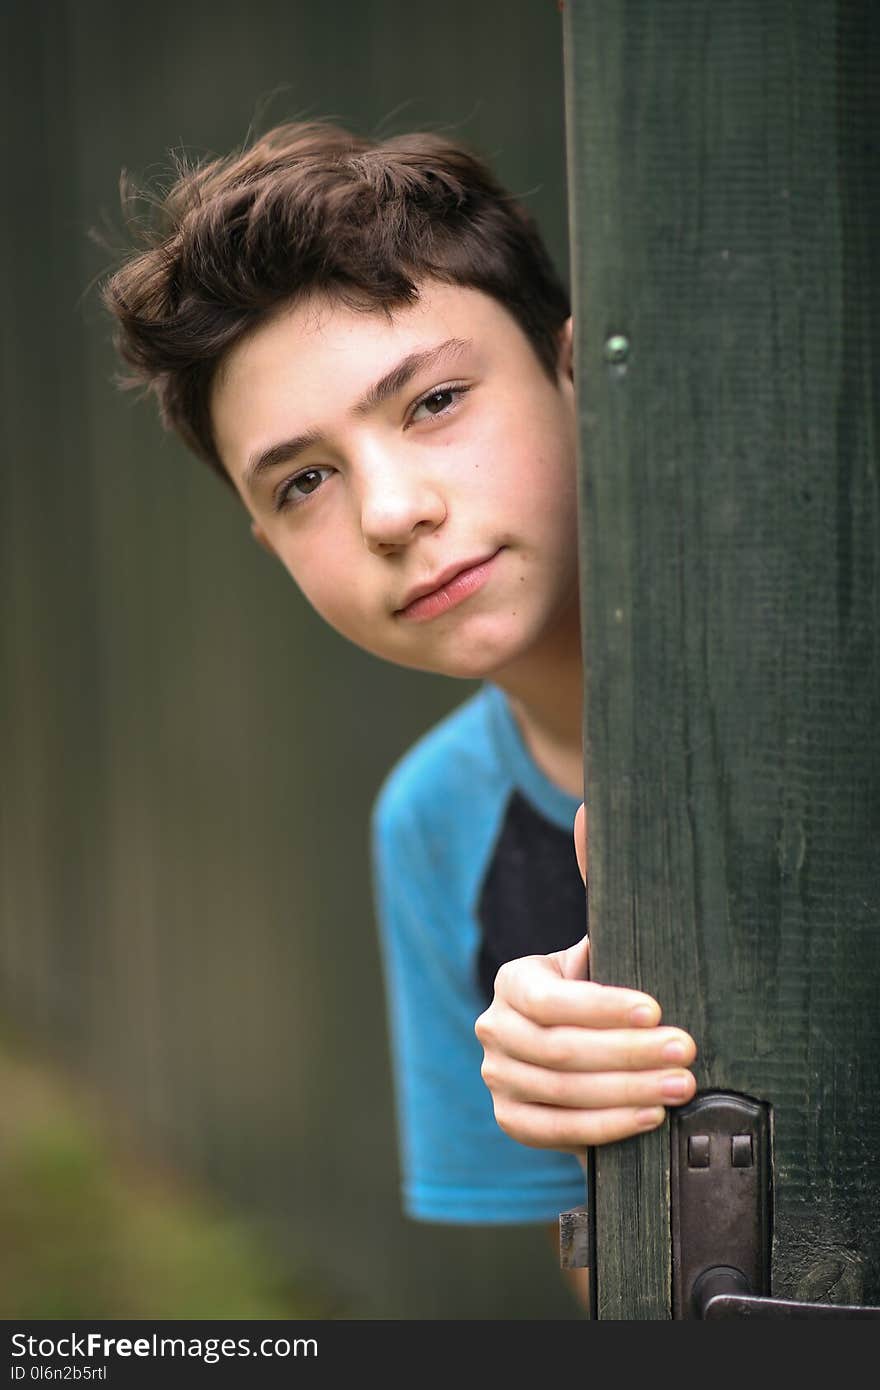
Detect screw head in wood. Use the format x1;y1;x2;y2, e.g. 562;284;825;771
603;333;630;365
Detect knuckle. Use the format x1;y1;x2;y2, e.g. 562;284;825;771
625;1038;650;1069
545;1107;579;1148
541;1068;572;1107
479;1055;499;1091
588;1111;630;1146
474;1007;501;1049
491;1099;515;1138
520;975;550;1018
492;1098;542;1150
493;959;515;993
541;1028;574;1070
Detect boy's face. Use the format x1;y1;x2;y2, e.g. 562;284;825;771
211;281;579;681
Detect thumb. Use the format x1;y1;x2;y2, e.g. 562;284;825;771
551;932;590;981
573;803;588;884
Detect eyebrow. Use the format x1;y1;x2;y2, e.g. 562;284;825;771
242;336;473;494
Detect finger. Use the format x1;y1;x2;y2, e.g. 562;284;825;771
493;1098;667;1151
573;803;588;883
494;956;662;1028
487;1056;697;1110
551;932;590;981
480;1006;696;1072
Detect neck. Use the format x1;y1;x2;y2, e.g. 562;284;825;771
492;597;584;798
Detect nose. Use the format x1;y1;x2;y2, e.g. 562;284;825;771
357;447;447;553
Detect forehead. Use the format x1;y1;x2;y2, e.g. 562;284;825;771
211;282;529;478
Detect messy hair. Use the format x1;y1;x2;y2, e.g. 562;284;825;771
103;120;570;485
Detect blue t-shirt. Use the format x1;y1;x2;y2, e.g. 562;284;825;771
371;682;588;1224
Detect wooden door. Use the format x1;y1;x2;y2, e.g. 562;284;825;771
563;0;880;1318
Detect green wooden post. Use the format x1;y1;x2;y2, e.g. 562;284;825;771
563;0;880;1318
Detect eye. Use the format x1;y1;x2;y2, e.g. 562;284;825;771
408;383;470;426
274;466;334;512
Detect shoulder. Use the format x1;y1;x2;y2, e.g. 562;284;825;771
372;684;508;845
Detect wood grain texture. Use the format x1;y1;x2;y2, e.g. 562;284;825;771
564;0;879;1318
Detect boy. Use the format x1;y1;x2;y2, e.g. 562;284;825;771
103;121;697;1297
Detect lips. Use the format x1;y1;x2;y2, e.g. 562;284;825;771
394;550;502;622
396;552;499;614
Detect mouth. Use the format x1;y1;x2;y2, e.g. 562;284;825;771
395;549;503;623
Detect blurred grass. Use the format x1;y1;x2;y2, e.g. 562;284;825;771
0;1036;334;1318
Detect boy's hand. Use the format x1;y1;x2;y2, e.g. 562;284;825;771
473;803;697;1153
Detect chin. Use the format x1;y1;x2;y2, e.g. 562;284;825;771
350;607;549;682
379;650;493;682
416;625;541;683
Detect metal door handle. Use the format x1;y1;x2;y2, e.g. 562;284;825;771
694;1265;880;1320
671;1091;880;1319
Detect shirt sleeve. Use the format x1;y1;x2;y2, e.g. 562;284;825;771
371;780;587;1225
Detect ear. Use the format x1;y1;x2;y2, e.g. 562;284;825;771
557;316;574;383
250;521;278;558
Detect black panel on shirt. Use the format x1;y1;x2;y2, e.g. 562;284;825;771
476;790;588;1007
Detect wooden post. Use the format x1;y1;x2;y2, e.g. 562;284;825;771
563;0;880;1318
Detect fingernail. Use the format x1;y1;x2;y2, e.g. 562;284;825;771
662;1039;688;1063
661;1073;691;1100
636;1107;665;1128
630;1004;657;1026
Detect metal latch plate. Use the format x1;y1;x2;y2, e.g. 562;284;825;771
670;1091;772;1318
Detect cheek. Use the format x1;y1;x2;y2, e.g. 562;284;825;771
278;543;346;625
300;577;351;633
525;454;580;578
283;551;378;649
517;444;579;537
487;398;576;505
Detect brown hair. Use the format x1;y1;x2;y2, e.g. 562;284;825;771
103;121;570;486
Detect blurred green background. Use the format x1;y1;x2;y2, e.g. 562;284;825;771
0;0;579;1318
